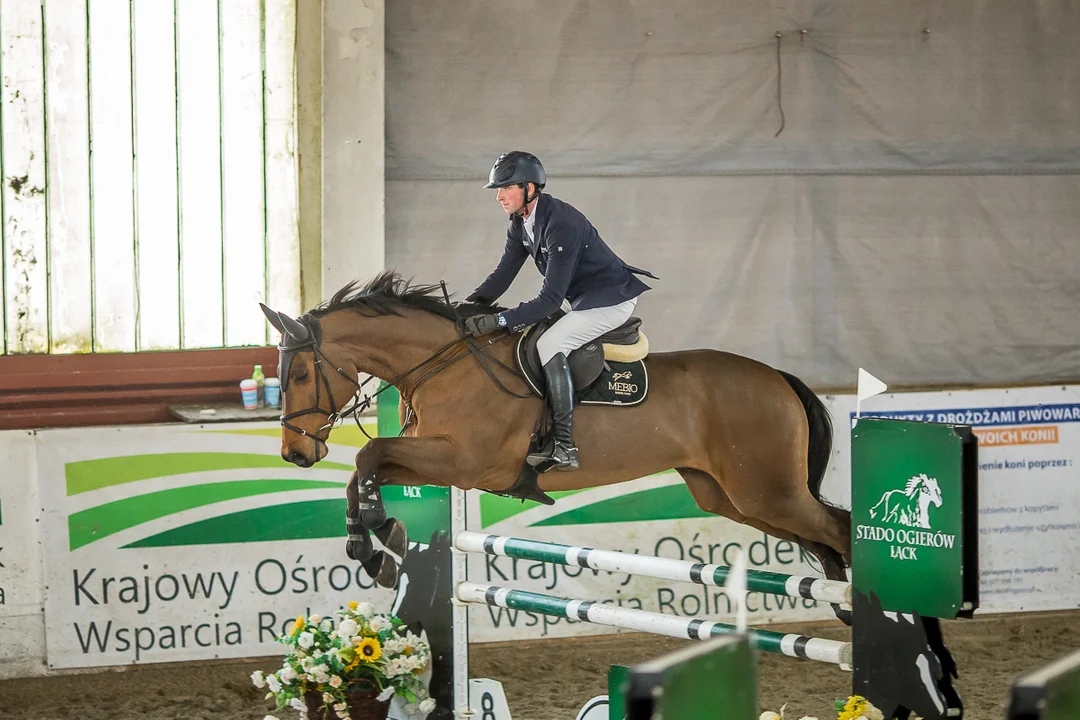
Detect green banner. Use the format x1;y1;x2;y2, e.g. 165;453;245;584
852;418;974;618
1009;648;1080;720
377;385;452;543
625;636;756;719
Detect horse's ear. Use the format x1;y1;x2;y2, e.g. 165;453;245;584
260;303;286;334
277;312;310;342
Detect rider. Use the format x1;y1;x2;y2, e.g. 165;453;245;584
462;151;656;471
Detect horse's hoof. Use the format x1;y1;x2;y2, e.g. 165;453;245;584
831;603;853;627
373;518;409;559
345;533;374;563
362;551;399;588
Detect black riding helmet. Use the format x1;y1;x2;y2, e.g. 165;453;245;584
484;151;546;212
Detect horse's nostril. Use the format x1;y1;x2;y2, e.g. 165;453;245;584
285;450;311;468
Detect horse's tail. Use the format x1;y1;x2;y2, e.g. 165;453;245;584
777;370;834;501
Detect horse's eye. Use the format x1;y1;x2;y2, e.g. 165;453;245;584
294;372;310;383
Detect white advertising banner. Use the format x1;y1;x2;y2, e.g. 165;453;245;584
0;430;47;677
36;423;397;669
8;381;1080;667
831;384;1080;614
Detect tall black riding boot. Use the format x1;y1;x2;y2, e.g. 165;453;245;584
541;353;579;471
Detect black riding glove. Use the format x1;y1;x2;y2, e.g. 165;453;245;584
463;314;502;337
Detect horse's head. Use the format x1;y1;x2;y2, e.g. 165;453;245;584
260;303;360;467
923;476;943;508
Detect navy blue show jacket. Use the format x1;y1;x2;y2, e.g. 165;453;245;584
468;194;656;332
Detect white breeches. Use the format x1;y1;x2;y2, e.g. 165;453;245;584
536;298;638;365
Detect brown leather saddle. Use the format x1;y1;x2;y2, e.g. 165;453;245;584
515;313;647;397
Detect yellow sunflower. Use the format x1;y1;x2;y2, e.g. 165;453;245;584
348;601;359;610
294;615;306;631
356;637;382;662
837;696;870;720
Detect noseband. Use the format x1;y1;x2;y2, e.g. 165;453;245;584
276;313;376;462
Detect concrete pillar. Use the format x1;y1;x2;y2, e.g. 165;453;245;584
295;0;323;312
321;0;385;302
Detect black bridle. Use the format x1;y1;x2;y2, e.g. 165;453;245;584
275;303;530;462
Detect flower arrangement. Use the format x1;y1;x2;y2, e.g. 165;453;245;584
252;601;436;720
759;696;896;720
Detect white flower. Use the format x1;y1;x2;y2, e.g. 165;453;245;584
355;602;375;618
298;632;315;649
861;709;885;720
403;704;419;716
263;716;280;720
338;619;358;637
266;674;283;693
329;675;343;688
760;714;780;720
301;657;315;670
382;657;410;677
290;697;306;712
311;666;330;684
377;687;396;702
321;619;334;632
280;666;298;684
369;616;391;632
310;614;322;623
251;670;267;688
418;698;437;714
333;703;348;713
323;692;335;703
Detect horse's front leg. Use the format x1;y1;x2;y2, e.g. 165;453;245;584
345;437;461;587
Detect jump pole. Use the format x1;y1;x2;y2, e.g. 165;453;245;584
454;531;852;606
455;582;853;667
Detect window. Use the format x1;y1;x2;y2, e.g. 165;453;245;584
0;0;300;356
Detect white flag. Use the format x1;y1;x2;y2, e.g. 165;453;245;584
857;368;888;402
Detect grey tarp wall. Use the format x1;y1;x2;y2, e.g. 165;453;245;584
385;1;1080;388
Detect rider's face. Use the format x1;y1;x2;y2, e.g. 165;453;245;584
496;184;528;215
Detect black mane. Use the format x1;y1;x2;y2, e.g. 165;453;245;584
312;270;502;320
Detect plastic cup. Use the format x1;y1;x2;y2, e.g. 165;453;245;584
264;377;281;408
240;379;258;409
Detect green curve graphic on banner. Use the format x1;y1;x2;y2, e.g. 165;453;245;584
69;479;344;550
66;453;353;495
125;492;450;549
477;488;588;527
208;424;377;449
124;499;348;547
530;483;710;527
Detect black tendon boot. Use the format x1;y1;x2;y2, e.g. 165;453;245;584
540;353;579;471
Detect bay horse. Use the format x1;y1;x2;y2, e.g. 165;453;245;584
260;271;852;621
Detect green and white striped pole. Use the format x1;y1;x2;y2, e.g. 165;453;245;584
454;531;852;606
456;582;852;667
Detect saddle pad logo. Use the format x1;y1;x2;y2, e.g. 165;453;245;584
868;473;942;529
579;361;648;407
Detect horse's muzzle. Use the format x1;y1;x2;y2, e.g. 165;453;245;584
284;449;313;468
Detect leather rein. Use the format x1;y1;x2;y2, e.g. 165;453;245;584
279;309;531;460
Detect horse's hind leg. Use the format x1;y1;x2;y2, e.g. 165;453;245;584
678;468;809;545
703;466;854;625
741;480;852;620
680;467;850;578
